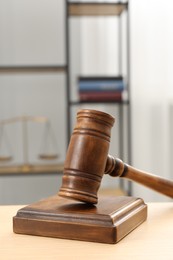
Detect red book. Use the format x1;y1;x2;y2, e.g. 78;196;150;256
79;91;122;101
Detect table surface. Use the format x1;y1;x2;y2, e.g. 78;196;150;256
1;201;173;260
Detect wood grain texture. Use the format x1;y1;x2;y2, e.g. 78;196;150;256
106;156;173;198
59;109;115;204
68;3;127;16
59;109;173;204
13;195;147;244
1;203;173;259
0;163;64;175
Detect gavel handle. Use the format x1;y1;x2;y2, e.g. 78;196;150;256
105;155;173;198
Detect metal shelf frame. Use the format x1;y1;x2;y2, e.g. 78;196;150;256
65;0;132;195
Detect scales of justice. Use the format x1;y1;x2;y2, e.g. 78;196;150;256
0;115;61;173
13;109;173;244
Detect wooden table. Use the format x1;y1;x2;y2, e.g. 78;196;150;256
0;202;173;260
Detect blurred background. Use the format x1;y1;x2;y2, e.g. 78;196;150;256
0;0;172;204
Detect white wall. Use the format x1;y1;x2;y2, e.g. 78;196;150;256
130;0;173;201
0;0;65;65
0;0;66;204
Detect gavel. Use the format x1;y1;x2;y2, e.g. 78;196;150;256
59;109;173;204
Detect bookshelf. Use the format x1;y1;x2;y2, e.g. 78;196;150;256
0;163;64;176
65;1;131;195
0;2;131;196
0;65;67;74
68;2;127;16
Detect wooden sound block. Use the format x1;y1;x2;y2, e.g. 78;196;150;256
13;195;147;244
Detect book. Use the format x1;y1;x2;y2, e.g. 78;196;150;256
79;91;122;101
78;76;125;92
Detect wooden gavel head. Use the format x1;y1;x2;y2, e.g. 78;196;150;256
58;109;115;204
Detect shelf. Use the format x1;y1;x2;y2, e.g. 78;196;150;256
69;100;130;105
0;65;67;74
0;163;64;175
68;2;128;16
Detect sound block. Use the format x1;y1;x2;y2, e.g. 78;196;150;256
13;195;147;244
